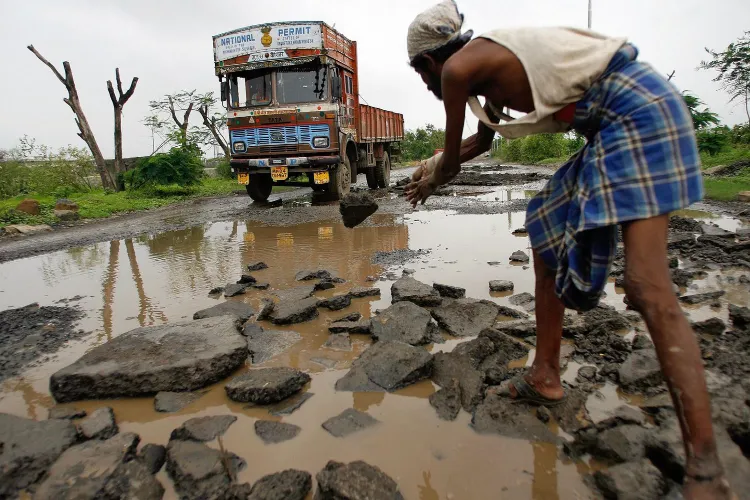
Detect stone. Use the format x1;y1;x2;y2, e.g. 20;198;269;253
340;192;379;228
494;319;536;339
318;294;352;311
170;415;237;442
0;413;78;498
593;425;650;463
577;366;598;382
54;209;79;221
594;460;666;500
391;276;442;307
79;407;118;440
295;269;334;281
51;316;247;402
429;379;461;420
242;322;264;337
329;320;371;334
269;392;314;416
247;261;269;271
139;443;167;474
334;312;362;322
34;432;163;500
248;469;312;500
323;333;352;351
508;292;535;310
208;286;225;296
237;273;257;284
692;317;726;335
3;224;52;235
729;303;750;329
225;368;310;404
371;301;437;345
311;357;339;369
700;223;734;238
48;407;86;420
678;290;725;305
55;198;79;211
433;283;466;299
537;406;552;423
489;280;514;292
273;285;316;302
349;286;381;298
155;391;204;413
247;329;302;363
618;349;664;392
632;334;654;350
254;420;301;444
496;306;529;319
251;282;270;290
315;280;336;291
432;352;485;411
257;299;275;321
166;439;245;500
16;198;40;215
431;299;500;337
270;297;320;325
315;460;403;499
224;283;248;297
454;335;501;368
471;395;558;443
602;405;647;427
335;341;433;392
193;301;255;324
740;191;750;202
510;250;530;263
322;408;380;438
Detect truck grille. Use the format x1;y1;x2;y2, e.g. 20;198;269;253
231;124;330;150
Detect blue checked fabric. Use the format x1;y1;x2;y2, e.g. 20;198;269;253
525;44;704;311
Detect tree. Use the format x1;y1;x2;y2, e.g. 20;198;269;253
106;68;138;186
700;32;750;124
148;90;198;147
197;93;229;159
27;45;116;190
683;92;721;130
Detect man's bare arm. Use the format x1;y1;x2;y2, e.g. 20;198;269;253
431;65;470;186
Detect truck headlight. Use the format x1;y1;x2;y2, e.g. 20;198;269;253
312;137;329;148
233;141;246;153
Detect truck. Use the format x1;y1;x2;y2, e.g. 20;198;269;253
212;21;404;201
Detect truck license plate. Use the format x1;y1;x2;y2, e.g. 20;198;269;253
271;166;288;181
313;171;330;184
237;173;249;185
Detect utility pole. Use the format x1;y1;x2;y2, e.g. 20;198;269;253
588;0;592;29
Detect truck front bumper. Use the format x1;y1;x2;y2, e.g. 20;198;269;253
230;155;340;171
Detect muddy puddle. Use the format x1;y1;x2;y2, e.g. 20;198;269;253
1;181;749;499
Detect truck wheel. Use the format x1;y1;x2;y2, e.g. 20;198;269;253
329;155;351;199
246;174;273;202
375;151;391;188
365;168;378;189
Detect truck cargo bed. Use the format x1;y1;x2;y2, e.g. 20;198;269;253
359;105;404;143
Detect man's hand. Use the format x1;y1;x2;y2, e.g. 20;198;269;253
411;160;429;182
405;174;438;207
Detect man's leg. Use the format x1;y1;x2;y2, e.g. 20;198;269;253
508;250;565;400
623;215;732;498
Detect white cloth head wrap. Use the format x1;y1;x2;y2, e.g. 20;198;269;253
407;0;466;61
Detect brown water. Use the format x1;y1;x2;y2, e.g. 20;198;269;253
3;194;743;498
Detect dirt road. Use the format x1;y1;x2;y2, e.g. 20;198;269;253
2;162;750;499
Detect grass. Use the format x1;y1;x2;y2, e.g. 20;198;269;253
536;156;570;165
700;147;750;168
703;176;750;201
0;178;295;229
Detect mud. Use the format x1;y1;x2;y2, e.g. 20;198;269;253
3;162;750;498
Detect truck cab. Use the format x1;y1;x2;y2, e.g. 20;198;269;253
213;22;404;201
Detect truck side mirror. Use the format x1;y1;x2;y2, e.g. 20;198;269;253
332;76;342;101
220;81;228;102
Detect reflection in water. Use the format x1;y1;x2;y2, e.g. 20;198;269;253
353;391;386;413
100;240;120;342
125;239;167;327
532;442;560;500
418;470;439;500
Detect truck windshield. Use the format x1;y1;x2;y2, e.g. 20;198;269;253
229;71;272;108
276;68;328;104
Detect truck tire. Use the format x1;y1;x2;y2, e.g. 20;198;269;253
329;155;351;199
375;151;391;188
365;168;378;189
246;173;273;202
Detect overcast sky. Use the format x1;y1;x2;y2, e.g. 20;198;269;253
1;0;748;157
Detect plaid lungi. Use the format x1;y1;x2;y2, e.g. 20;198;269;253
525;44;703;311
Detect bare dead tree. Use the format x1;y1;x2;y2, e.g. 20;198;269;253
107;68;138;186
667;70;676;82
27;45;116;190
198;101;230;159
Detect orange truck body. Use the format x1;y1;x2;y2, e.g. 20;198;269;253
212;21;404;200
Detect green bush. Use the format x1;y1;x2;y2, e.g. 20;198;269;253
0;146;95;200
521;134;568;163
125;145;204;190
697;126;732;156
215;159;233;180
0;162;32;199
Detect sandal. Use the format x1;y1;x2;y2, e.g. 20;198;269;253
494;374;568;407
